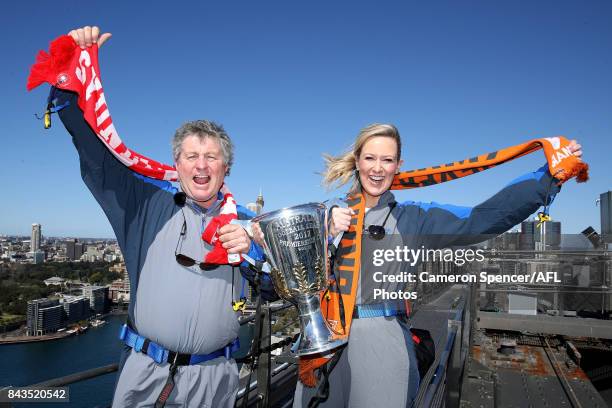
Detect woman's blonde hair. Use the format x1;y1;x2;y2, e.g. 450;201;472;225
322;123;401;194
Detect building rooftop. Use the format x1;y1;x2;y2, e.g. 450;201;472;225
43;277;66;286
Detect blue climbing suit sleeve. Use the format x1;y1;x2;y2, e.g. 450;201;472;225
414;164;561;248
53;88;176;292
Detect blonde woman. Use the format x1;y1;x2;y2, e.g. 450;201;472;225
293;124;582;407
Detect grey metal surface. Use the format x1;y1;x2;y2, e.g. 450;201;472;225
459;359;496;408
412;284;470;408
461;329;609;408
477;311;612;339
257;304;272;407
469;367;608;408
412;284;470;347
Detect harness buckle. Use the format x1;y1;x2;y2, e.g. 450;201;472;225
119;324;128;341
150;345;165;364
383;302;395;317
232;297;247;312
134;336;145;353
537;212;551;228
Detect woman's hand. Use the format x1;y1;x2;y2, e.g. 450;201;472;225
329;207;355;237
568;139;583;158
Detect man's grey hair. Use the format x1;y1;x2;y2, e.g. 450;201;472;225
172;120;234;175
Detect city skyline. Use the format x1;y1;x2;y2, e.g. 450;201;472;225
2;1;611;236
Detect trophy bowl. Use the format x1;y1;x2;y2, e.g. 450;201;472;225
252;203;347;356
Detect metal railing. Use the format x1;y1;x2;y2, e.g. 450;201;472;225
413;286;473;408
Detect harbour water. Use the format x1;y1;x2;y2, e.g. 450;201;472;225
0;315;253;407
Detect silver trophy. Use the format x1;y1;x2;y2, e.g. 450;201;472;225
253;203;347;356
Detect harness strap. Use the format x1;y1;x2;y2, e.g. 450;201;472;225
352;301;410;319
119;324;239;365
155;358;178;408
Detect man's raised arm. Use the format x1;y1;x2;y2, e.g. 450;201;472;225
53;26;175;249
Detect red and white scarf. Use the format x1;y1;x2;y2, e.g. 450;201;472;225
27;35;178;181
28;35;241;265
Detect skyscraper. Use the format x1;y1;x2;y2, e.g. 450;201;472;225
519;221;536;250
535;221;561;251
256;188;264;213
65;240;76;260
520;219;561;251
65;239;86;261
246;189;265;216
27;298;63;336
31;223;41;252
82;285;108;314
601;191;612;244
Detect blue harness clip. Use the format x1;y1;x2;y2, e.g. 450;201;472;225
383;302;397;317
119;324;128;341
134;336;146;353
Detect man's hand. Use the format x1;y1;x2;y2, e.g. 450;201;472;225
219;224;252;254
329;207;355;237
68;26;112;49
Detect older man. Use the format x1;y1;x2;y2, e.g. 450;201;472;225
50;26;275;407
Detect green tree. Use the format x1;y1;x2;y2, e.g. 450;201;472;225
88;272;103;284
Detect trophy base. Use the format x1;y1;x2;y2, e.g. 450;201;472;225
293;294;348;357
294;337;347;357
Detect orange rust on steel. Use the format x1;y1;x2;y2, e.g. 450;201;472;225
521;346;552;376
474;343;553;376
472;345;482;362
565;366;590;381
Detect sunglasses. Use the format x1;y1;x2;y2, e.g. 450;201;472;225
174;218;217;270
175;253;218;270
363;202;397;241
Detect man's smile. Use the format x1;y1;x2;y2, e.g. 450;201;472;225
193;175;211;185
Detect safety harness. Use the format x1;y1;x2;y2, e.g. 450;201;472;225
119;322;240;407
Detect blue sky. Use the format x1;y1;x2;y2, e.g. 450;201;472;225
1;1;610;237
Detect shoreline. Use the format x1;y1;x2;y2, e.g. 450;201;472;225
0;311;126;345
0;330;76;345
